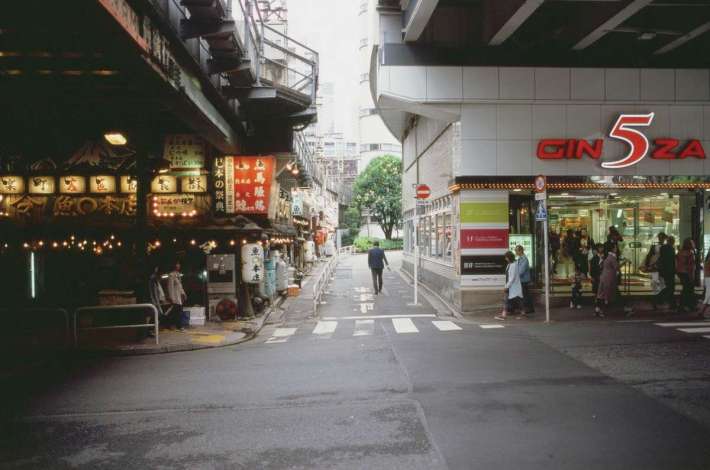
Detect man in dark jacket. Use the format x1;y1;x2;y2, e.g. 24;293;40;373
368;241;389;294
654;236;676;310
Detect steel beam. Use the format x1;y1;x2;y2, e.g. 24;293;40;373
654;21;710;55
179;18;236;40
572;0;653;50
486;0;545;46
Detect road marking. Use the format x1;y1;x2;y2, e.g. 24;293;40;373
265;328;297;344
313;321;338;335
677;327;710;334
359;294;374;301
359;303;374;313
322;314;436;320
392;318;419;333
655;321;710;327
479;324;505;329
432;320;462;331
353;319;375;336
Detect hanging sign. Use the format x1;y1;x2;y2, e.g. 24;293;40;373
164;134;206;170
292;191;303;216
28;176;55;195
59;176;86;194
214;156;274;215
89;175;116;193
152;194;196;214
241;243;264;284
151;175;177;193
0;176;25;194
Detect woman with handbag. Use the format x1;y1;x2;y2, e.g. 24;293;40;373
495;251;523;321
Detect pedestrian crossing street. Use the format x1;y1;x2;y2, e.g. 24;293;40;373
264;315;502;344
654;320;710;340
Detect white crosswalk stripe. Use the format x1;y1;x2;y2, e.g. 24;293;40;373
654;321;710;340
392;318;419;334
313;321;338;335
265;328;297;344
353;319;375;336
432;320;462;331
479;324;505;329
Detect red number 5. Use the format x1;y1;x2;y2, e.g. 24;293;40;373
602;113;655;169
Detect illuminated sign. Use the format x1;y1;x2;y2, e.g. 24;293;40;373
28;176;55;194
151;175;177;193
120;176;137;193
537;113;706;168
0;176;24;194
89;175;116;193
181;175;207;193
59;176;86;194
164;134;206;169
214;156;274;215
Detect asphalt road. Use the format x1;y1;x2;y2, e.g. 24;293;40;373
1;252;710;469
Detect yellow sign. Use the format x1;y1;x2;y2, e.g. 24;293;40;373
28;176;55;194
181;175;207;193
89;175;116;193
151;175;177;193
0;176;25;194
59;176;86;194
120;175;137;193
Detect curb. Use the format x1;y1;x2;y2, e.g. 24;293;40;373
74;295;286;357
397;267;463;319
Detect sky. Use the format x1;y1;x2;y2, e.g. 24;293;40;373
287;0;361;142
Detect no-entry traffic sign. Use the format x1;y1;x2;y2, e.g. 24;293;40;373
415;184;431;199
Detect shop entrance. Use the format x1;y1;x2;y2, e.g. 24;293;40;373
547;191;694;295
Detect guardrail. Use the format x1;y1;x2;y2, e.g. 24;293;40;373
74;304;159;347
338;246;354;256
312;253;339;314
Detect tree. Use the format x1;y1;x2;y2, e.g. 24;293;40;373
343;206;361;233
353;155;402;240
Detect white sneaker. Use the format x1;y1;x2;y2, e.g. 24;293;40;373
570;301;575;309
576;304;582;309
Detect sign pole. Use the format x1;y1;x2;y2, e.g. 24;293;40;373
414;201;419;306
544;216;550;323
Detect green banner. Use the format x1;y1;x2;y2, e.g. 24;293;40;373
460;202;508;224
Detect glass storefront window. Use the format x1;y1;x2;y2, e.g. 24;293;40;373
546;191;689;292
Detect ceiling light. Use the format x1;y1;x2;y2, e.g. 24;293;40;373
104;132;127;146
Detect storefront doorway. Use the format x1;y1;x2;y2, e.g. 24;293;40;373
547;191;695;294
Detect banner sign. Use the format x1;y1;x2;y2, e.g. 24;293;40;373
460;201;508;224
152;194;196;214
461;255;506;275
213;156;274;215
460;228;509;249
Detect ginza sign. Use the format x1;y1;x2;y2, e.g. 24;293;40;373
537;113;706;169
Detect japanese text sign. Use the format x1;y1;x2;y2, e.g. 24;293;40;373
164;134;206;169
214;156;274;215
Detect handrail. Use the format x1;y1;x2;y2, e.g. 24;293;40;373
74;303;159;346
312;253;339;315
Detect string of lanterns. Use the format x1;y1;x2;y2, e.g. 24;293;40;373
1;234;296;255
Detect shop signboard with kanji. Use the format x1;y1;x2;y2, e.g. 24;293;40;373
213;156;274;215
164;134;206;170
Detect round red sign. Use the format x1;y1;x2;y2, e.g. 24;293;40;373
415;184;431;199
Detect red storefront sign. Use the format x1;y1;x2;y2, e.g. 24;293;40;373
221;156;274;214
460;228;509;249
537;113;705;168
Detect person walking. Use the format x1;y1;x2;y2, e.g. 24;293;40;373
515;245;535;317
166;261;188;331
676;238;697;313
595;242;619;318
495;251;523;321
699;250;710;319
576;227;594;277
367;241;389;295
655;236;677;311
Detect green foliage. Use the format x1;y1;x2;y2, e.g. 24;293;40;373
343;206;361;232
353;237;403;252
353;155;402;240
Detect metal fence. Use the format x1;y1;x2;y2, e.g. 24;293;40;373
312;253;339;314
